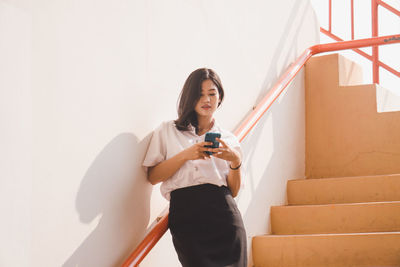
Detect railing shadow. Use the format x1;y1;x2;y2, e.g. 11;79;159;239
233;1;316;263
63;133;153;267
236;0;313;216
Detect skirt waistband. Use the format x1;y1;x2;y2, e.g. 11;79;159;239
170;183;230;200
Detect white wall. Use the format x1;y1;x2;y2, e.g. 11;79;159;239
0;1;32;267
0;0;319;266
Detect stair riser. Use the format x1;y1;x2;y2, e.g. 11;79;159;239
288;175;400;205
253;233;400;267
271;202;400;235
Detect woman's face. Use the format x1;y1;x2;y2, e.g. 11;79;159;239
194;79;220;118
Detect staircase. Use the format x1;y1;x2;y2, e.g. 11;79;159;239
252;54;400;266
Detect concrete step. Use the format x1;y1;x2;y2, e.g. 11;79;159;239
252;232;400;267
287;174;400;205
271;201;400;235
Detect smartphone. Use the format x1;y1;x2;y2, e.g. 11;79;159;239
204;132;221;155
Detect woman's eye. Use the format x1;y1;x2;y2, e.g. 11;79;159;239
209;94;216;96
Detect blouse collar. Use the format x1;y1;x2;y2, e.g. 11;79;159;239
187;118;219;136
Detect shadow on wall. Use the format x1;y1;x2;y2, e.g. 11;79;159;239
233;0;314;255
254;0;314;105
236;0;311;201
239;76;306;264
234;0;314;134
63;133;153;267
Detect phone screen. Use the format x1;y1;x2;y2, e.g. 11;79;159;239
204;132;221;155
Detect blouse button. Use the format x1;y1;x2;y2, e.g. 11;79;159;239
194;166;198;171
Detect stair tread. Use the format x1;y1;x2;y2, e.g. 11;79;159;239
256;231;400;238
283;200;400;207
291;173;400;182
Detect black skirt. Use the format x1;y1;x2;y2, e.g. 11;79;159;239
169;183;247;267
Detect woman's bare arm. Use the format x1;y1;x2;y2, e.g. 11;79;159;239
210;138;243;197
148;151;187;185
147;141;213;185
226;158;242;197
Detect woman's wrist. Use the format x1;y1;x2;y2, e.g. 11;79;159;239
230;158;241;170
179;149;190;162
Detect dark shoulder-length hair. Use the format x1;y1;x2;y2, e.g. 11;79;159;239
174;68;225;131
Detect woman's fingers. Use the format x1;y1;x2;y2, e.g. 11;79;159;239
197;143;212;159
200;141;214;147
190;141;235;160
216;138;228;148
197;151;207;159
213;152;230;160
208;148;226;154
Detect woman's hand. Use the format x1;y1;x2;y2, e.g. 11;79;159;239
210;138;241;167
182;141;214;161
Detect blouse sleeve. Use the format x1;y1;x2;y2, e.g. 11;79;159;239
231;135;243;162
223;131;241;152
142;122;167;169
231;135;241;150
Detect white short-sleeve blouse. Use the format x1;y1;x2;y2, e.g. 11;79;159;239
143;120;242;200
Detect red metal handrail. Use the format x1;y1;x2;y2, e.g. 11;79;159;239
121;215;168;267
234;34;400;142
121;34;400;267
321;0;400;84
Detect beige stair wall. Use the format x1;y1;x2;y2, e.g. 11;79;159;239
305;53;400;179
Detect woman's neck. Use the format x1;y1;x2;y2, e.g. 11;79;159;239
196;116;214;135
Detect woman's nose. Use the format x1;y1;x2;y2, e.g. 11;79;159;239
202;95;210;102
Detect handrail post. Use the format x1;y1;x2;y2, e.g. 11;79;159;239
329;0;332;32
351;0;355;40
372;0;379;84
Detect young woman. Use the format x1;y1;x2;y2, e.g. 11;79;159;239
143;68;247;267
